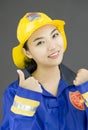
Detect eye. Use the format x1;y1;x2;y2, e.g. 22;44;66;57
52;32;59;39
36;41;45;46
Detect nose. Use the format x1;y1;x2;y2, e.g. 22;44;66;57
47;40;57;51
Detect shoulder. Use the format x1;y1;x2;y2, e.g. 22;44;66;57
3;80;19;98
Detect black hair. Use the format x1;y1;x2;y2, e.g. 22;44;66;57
23;41;37;74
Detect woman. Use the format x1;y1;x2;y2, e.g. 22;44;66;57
1;12;88;130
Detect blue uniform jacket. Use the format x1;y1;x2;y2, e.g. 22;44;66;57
1;64;88;130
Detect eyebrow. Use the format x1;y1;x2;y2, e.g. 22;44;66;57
33;37;44;42
51;28;57;35
33;28;57;42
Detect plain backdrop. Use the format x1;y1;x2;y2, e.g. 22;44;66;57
0;0;88;123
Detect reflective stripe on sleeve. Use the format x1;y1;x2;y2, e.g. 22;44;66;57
11;95;40;116
82;92;88;107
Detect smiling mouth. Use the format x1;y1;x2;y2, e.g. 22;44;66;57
48;51;60;59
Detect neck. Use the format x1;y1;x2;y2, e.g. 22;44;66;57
32;65;61;96
32;65;60;84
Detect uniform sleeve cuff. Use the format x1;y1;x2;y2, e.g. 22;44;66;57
11;86;42;116
76;81;88;94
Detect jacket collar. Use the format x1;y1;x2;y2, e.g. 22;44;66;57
24;64;76;97
59;64;76;86
25;63;76;86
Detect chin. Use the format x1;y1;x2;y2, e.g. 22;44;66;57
47;60;63;67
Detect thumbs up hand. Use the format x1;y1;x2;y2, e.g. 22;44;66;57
73;69;88;86
17;69;42;93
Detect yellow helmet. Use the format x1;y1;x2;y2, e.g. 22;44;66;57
12;12;67;69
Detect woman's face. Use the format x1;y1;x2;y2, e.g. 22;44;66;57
24;24;64;68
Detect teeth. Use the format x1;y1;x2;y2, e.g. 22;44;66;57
50;52;58;56
48;51;59;58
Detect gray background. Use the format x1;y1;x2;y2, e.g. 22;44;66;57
0;0;88;123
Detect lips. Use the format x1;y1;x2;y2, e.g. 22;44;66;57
48;51;60;59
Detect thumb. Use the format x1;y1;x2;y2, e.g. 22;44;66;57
17;69;25;83
73;80;77;86
73;79;79;86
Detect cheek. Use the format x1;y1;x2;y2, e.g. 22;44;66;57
60;35;65;51
57;37;64;49
30;47;46;59
31;52;46;65
62;40;65;52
